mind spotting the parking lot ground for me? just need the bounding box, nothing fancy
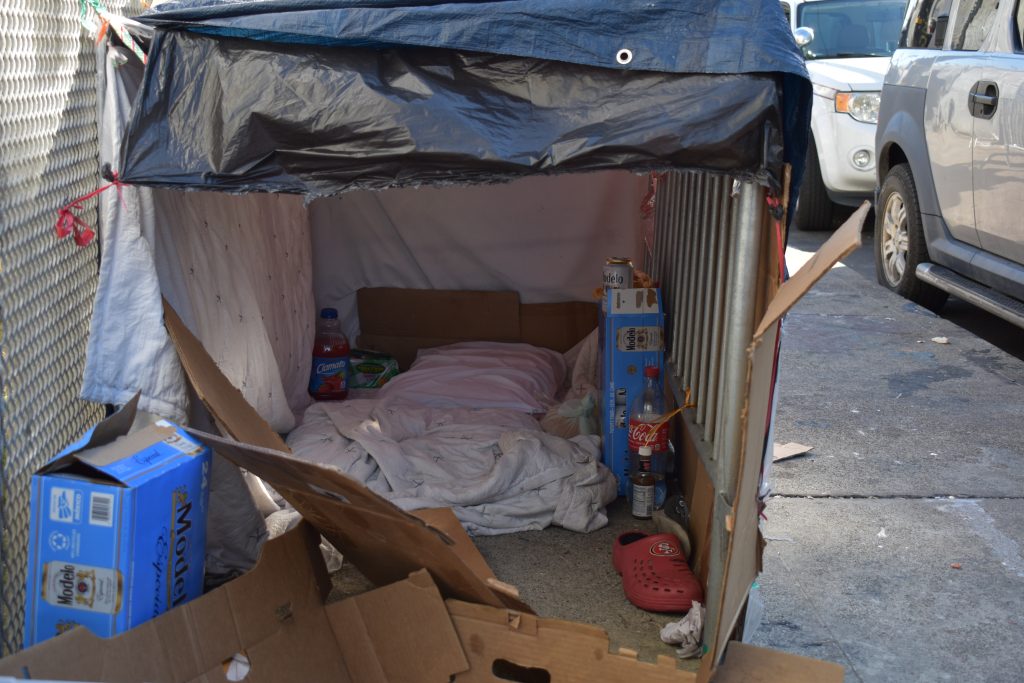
[751,227,1024,681]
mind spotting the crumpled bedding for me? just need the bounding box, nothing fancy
[285,398,617,535]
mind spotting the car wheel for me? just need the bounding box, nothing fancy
[795,138,834,232]
[874,163,948,311]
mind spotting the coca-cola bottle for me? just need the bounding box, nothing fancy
[308,308,350,400]
[628,365,668,508]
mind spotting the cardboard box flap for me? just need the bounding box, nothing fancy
[753,201,868,340]
[446,599,696,682]
[412,508,534,614]
[328,569,469,683]
[0,523,333,682]
[163,300,289,453]
[82,392,139,452]
[186,428,512,612]
[42,426,206,495]
[1,523,475,683]
[711,641,844,682]
[37,394,140,477]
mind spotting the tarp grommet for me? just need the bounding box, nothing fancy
[615,49,633,65]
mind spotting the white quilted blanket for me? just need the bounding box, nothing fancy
[285,399,617,535]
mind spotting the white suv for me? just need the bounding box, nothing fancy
[781,0,907,230]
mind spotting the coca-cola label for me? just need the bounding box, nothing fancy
[628,418,669,452]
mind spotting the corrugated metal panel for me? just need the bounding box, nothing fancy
[647,172,766,653]
[0,1,143,654]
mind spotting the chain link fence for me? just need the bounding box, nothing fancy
[0,0,143,654]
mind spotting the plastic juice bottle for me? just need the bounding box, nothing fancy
[308,308,350,400]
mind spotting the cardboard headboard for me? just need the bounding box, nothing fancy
[356,287,598,370]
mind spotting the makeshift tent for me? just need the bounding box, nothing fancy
[73,0,827,677]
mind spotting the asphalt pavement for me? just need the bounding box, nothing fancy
[750,221,1024,682]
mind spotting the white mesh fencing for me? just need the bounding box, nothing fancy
[0,0,144,654]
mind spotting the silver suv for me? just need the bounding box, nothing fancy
[874,0,1024,326]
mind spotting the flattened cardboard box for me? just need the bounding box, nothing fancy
[1,522,469,683]
[0,519,839,682]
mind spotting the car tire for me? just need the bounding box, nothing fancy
[795,138,834,232]
[874,163,948,312]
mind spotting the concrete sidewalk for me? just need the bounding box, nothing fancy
[751,231,1024,681]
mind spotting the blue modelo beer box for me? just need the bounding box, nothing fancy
[599,287,665,495]
[24,396,210,646]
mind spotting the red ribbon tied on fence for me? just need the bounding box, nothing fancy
[54,173,125,247]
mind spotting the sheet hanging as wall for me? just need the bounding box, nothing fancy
[310,172,643,341]
[84,45,316,430]
[152,190,316,430]
[83,45,188,421]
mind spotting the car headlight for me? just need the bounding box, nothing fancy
[835,92,880,124]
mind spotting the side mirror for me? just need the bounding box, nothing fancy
[793,26,815,47]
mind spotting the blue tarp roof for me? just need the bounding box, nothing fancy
[124,0,811,197]
[140,0,808,79]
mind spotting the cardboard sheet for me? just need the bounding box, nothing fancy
[703,203,869,674]
[358,288,521,342]
[772,442,813,463]
[1,523,472,683]
[753,202,868,339]
[163,300,290,452]
[713,642,844,682]
[356,287,596,368]
[520,301,598,352]
[447,600,696,682]
[187,429,512,611]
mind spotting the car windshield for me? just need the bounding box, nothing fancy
[796,0,907,59]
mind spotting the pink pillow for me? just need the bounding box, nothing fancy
[377,342,566,413]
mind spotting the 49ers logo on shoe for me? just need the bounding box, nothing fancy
[650,540,680,557]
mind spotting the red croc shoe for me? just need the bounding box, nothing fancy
[612,531,648,575]
[615,532,703,612]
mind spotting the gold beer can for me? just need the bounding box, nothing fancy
[42,561,123,614]
[603,257,634,290]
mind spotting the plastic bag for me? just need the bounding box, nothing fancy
[540,392,597,439]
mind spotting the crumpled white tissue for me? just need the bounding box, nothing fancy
[660,601,705,659]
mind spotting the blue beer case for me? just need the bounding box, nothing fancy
[24,399,210,646]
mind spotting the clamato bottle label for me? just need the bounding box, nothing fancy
[309,307,350,400]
